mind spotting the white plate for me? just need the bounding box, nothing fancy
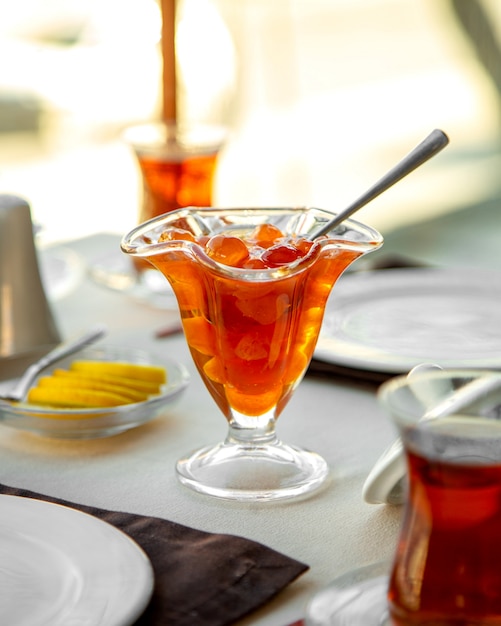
[0,495,154,625]
[315,268,501,373]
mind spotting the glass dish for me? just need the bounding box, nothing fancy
[0,346,190,439]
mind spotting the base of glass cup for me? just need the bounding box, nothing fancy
[176,438,329,502]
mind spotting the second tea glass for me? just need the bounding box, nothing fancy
[121,206,382,501]
[124,122,227,224]
[121,122,227,305]
[306,369,501,624]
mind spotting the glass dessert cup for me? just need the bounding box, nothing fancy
[121,207,382,501]
[306,369,501,624]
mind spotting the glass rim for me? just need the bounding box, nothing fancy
[122,121,228,155]
[121,206,383,279]
[378,368,501,425]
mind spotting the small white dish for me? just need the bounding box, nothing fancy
[362,438,407,506]
[0,494,154,625]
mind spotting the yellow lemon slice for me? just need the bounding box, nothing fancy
[37,376,149,403]
[70,361,167,384]
[52,369,163,394]
[27,387,135,409]
[25,359,168,411]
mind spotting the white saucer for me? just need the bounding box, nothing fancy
[362,438,408,506]
[0,495,154,625]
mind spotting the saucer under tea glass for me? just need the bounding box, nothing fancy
[121,206,382,501]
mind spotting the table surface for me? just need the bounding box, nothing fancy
[2,194,498,626]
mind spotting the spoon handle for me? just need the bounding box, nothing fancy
[5,324,107,402]
[310,129,449,239]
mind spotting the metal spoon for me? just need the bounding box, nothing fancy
[309,128,449,240]
[0,325,107,402]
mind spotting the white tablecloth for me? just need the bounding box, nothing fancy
[0,233,402,625]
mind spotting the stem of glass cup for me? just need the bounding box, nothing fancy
[225,410,279,446]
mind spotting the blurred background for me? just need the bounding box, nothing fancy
[0,0,500,246]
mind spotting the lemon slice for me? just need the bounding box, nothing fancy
[25,360,167,411]
[52,369,163,394]
[37,376,149,403]
[70,361,167,384]
[27,387,135,409]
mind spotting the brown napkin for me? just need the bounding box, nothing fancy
[0,483,308,626]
